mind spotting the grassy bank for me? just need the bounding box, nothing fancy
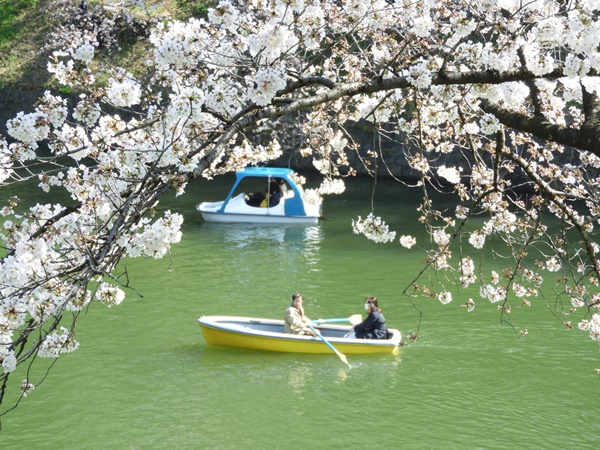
[0,0,54,90]
[0,0,214,91]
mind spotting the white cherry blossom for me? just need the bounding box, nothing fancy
[399,235,416,249]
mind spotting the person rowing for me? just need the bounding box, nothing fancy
[346,296,389,339]
[283,292,316,337]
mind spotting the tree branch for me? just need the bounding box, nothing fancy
[480,99,599,155]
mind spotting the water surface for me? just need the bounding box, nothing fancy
[2,174,599,449]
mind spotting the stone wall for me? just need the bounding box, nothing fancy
[270,121,461,181]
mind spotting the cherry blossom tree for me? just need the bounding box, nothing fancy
[2,0,600,415]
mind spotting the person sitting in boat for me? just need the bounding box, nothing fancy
[274,177,288,199]
[347,296,389,339]
[284,292,316,336]
[260,179,285,208]
[245,191,265,207]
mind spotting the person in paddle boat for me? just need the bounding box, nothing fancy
[260,178,285,208]
[245,191,265,207]
[284,292,316,337]
[346,296,389,339]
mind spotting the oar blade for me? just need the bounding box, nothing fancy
[348,314,362,325]
[336,350,350,366]
[308,323,350,368]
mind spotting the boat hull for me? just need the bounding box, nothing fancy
[198,316,401,355]
[197,193,320,224]
[199,210,320,224]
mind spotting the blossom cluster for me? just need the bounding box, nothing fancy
[318,179,346,196]
[399,235,416,249]
[119,211,183,259]
[106,71,142,107]
[352,213,396,244]
[578,314,600,342]
[301,188,321,206]
[38,327,80,358]
[248,66,287,106]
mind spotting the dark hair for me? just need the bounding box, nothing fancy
[269,180,282,193]
[292,292,302,301]
[365,296,382,312]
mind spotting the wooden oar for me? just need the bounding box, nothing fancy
[307,323,351,369]
[312,314,362,326]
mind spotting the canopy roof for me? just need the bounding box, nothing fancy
[236,167,294,179]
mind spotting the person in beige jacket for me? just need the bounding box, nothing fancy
[284,292,315,336]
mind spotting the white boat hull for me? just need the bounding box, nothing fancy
[199,212,320,224]
[197,193,320,224]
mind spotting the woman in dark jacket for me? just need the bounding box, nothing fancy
[352,296,389,339]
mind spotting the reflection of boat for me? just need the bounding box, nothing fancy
[198,316,401,355]
[196,167,322,224]
[200,222,322,249]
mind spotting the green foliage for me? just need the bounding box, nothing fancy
[0,0,38,47]
[175,0,215,19]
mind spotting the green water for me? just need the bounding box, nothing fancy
[2,175,599,449]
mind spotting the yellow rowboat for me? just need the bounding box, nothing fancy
[198,316,401,355]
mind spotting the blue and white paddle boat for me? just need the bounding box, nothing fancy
[196,167,322,224]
